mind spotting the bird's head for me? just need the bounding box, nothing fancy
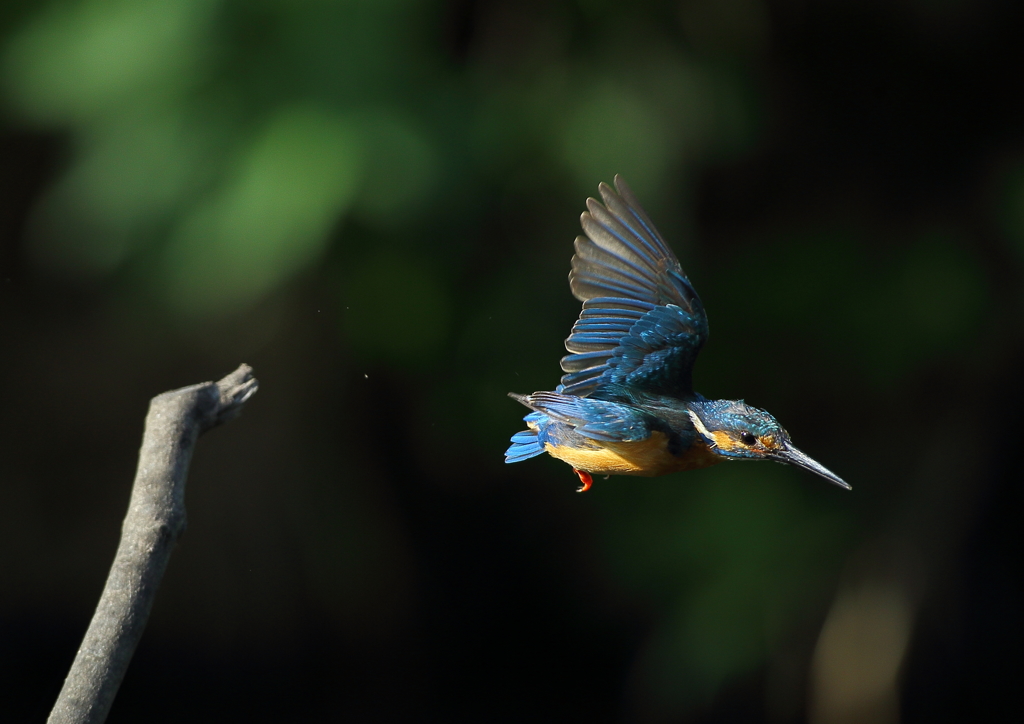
[687,400,849,489]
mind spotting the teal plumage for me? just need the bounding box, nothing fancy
[506,176,848,493]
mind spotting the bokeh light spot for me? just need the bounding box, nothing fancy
[2,0,213,123]
[160,105,361,317]
[560,82,673,195]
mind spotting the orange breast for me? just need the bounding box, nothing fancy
[544,431,722,478]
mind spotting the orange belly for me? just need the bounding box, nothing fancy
[543,431,722,478]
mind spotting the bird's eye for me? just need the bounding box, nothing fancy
[740,432,757,446]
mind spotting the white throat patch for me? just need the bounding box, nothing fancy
[687,410,717,447]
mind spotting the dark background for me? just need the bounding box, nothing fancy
[1,1,1022,722]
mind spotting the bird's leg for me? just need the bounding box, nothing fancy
[573,469,593,493]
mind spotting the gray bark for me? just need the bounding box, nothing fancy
[47,364,259,724]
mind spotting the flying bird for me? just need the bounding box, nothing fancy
[505,176,849,493]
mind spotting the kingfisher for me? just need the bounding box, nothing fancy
[505,175,849,493]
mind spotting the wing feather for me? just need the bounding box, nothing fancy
[560,176,708,398]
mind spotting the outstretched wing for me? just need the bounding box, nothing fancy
[559,175,708,399]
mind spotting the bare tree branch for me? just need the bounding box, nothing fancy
[47,364,259,724]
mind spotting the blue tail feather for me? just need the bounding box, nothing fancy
[505,432,545,463]
[505,410,548,464]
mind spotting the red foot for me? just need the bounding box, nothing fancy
[573,469,593,493]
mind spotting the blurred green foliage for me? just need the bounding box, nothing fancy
[596,464,851,708]
[2,0,1020,720]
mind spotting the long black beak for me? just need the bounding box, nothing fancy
[774,445,851,490]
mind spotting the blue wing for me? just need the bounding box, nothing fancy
[507,391,652,446]
[559,175,708,399]
[504,391,654,465]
